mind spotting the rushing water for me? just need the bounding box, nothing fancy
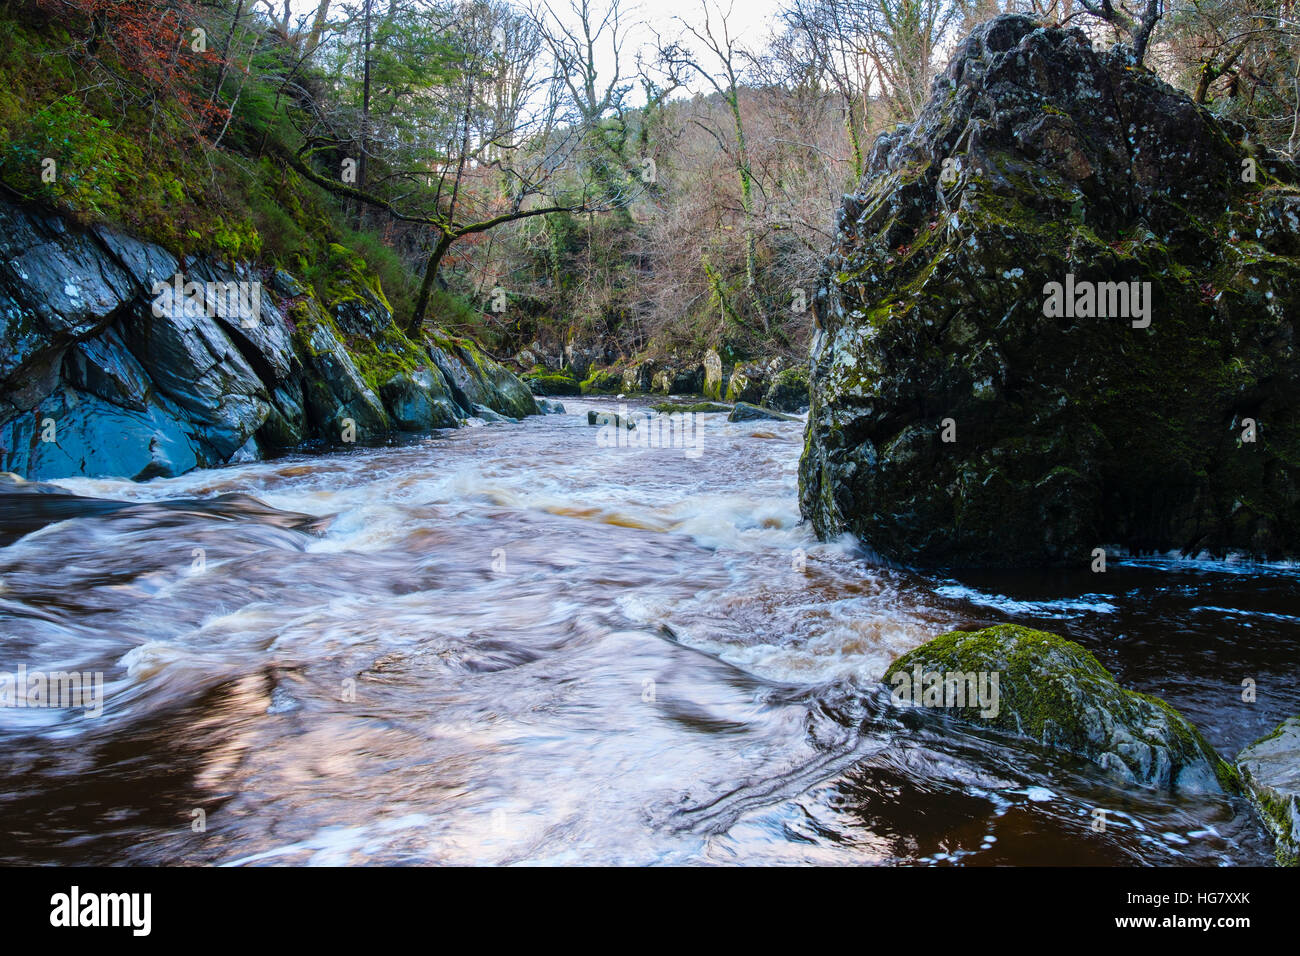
[0,396,1295,865]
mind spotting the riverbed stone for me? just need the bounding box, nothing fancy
[1237,716,1300,865]
[883,624,1240,794]
[729,402,800,423]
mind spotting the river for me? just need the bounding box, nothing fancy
[0,397,1295,865]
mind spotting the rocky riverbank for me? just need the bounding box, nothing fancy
[0,199,536,481]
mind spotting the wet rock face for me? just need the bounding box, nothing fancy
[800,15,1300,568]
[0,199,536,481]
[1237,716,1300,865]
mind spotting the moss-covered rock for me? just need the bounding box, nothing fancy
[621,362,656,394]
[579,368,623,394]
[723,362,764,404]
[883,624,1240,793]
[800,15,1300,568]
[762,365,810,412]
[522,368,581,396]
[0,192,520,477]
[703,349,725,400]
[1237,716,1300,865]
[428,332,538,420]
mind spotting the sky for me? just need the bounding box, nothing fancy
[287,0,792,98]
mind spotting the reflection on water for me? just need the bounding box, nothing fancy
[0,397,1294,865]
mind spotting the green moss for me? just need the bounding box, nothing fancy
[579,368,622,394]
[885,624,1238,793]
[523,369,580,395]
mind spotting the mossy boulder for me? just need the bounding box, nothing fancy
[1237,716,1300,865]
[379,369,461,430]
[884,624,1239,793]
[621,362,656,393]
[522,368,580,396]
[650,365,704,395]
[800,15,1300,568]
[762,365,810,412]
[703,349,725,400]
[579,368,622,394]
[724,361,766,404]
[292,302,390,440]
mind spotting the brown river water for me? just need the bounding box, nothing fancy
[0,396,1295,865]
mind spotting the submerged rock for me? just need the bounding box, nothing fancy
[1237,716,1300,865]
[587,409,636,429]
[728,402,800,423]
[800,15,1300,568]
[651,401,731,414]
[883,624,1239,793]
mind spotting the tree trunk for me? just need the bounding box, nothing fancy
[305,0,331,56]
[356,0,372,230]
[406,232,454,339]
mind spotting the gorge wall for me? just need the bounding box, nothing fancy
[0,199,537,481]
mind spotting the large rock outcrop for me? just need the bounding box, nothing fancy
[0,200,536,481]
[800,15,1300,567]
